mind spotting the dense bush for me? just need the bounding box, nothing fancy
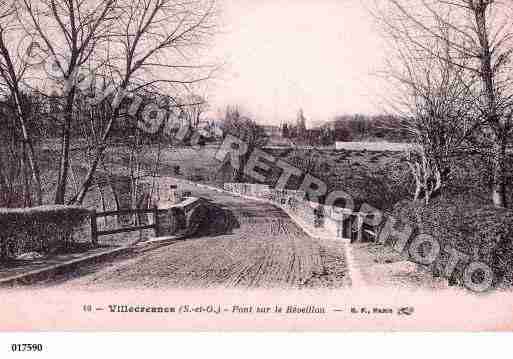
[0,205,92,260]
[448,153,513,206]
[391,196,513,287]
[348,162,414,211]
[328,114,412,142]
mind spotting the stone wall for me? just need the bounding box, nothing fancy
[0,206,91,260]
[143,177,206,237]
[223,183,350,239]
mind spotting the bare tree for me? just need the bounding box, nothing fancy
[70,0,218,204]
[385,29,484,203]
[20,0,118,204]
[218,105,267,182]
[0,2,43,205]
[180,93,208,129]
[375,0,513,207]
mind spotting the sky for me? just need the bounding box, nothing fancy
[207,0,387,126]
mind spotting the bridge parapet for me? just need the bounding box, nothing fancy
[223,183,381,242]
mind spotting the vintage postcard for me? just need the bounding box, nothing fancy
[0,0,513,335]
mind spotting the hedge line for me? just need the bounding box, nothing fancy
[0,205,92,259]
[391,196,513,287]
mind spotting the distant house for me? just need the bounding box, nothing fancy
[197,119,224,139]
[262,125,282,137]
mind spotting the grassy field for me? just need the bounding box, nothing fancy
[123,143,411,209]
[36,138,512,214]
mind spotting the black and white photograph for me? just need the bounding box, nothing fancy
[0,0,512,339]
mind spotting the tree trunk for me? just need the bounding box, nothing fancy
[54,96,75,204]
[21,142,31,207]
[474,5,506,208]
[492,136,507,208]
[0,32,43,206]
[13,87,43,206]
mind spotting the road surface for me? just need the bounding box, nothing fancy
[59,185,351,290]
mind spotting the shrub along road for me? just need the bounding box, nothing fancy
[57,187,351,290]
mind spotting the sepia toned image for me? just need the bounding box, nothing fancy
[1,0,513,332]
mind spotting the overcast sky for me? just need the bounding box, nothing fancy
[207,0,386,126]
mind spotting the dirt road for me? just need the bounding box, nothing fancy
[60,187,351,290]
